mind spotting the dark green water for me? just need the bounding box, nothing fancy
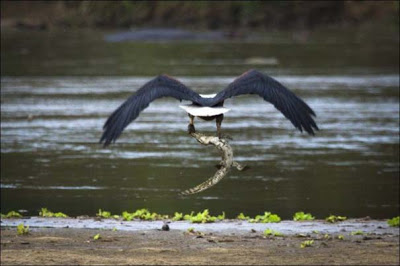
[1,28,399,219]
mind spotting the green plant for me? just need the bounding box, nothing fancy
[263,228,283,237]
[300,240,314,248]
[387,216,399,227]
[39,208,68,218]
[293,211,315,221]
[121,208,165,221]
[172,212,184,221]
[93,233,101,240]
[1,211,23,218]
[187,227,195,233]
[325,215,347,223]
[17,223,29,235]
[337,235,344,240]
[183,209,224,223]
[249,212,281,223]
[350,230,364,235]
[97,209,111,218]
[237,212,250,220]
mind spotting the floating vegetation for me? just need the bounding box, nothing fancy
[183,209,225,223]
[187,227,195,233]
[312,230,319,234]
[93,233,101,240]
[325,215,347,223]
[236,212,250,220]
[263,228,283,237]
[172,212,184,221]
[300,240,314,248]
[17,223,29,235]
[249,212,281,223]
[1,211,23,218]
[293,211,315,221]
[39,208,68,218]
[337,235,345,240]
[387,216,399,227]
[97,209,120,219]
[351,230,364,235]
[122,208,167,221]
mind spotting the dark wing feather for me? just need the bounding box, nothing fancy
[210,69,319,135]
[100,75,203,146]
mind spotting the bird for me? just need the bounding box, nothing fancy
[100,69,318,146]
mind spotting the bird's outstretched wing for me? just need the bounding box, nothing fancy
[100,75,203,146]
[210,69,318,135]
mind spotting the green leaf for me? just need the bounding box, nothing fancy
[93,233,101,240]
[293,211,315,221]
[387,216,399,227]
[237,212,250,220]
[17,223,29,235]
[39,208,68,218]
[325,215,347,223]
[2,211,23,218]
[249,212,281,223]
[263,228,283,237]
[300,240,314,248]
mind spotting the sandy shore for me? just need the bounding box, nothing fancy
[1,218,399,265]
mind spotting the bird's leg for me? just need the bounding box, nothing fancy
[188,114,196,134]
[216,114,223,138]
[216,114,232,140]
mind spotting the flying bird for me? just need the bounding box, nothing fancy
[100,69,318,146]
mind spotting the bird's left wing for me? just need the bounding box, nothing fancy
[100,75,203,147]
[210,69,318,135]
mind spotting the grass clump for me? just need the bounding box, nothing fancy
[325,215,347,223]
[17,223,29,235]
[1,211,23,218]
[293,211,315,221]
[263,228,283,237]
[300,240,314,248]
[183,209,224,223]
[387,216,399,227]
[39,208,68,218]
[249,212,281,223]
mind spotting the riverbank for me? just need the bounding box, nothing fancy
[1,217,399,265]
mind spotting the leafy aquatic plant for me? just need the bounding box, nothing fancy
[350,230,364,235]
[39,208,68,218]
[337,235,344,240]
[387,216,399,227]
[93,233,101,240]
[183,209,224,223]
[236,212,250,220]
[172,212,184,221]
[249,212,281,223]
[17,223,29,235]
[300,240,314,248]
[121,208,167,221]
[325,215,347,223]
[97,209,120,219]
[263,228,283,237]
[293,211,315,221]
[1,211,23,218]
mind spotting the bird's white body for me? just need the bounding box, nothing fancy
[179,93,230,117]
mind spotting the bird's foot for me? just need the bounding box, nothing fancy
[188,124,196,134]
[218,133,233,140]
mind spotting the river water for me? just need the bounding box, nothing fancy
[1,29,399,219]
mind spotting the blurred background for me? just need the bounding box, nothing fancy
[1,1,399,219]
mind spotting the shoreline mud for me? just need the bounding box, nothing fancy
[1,217,399,265]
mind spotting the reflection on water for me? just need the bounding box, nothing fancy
[1,74,398,219]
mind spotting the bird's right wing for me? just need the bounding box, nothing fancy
[210,70,318,135]
[100,75,203,147]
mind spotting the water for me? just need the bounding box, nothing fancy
[1,29,399,219]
